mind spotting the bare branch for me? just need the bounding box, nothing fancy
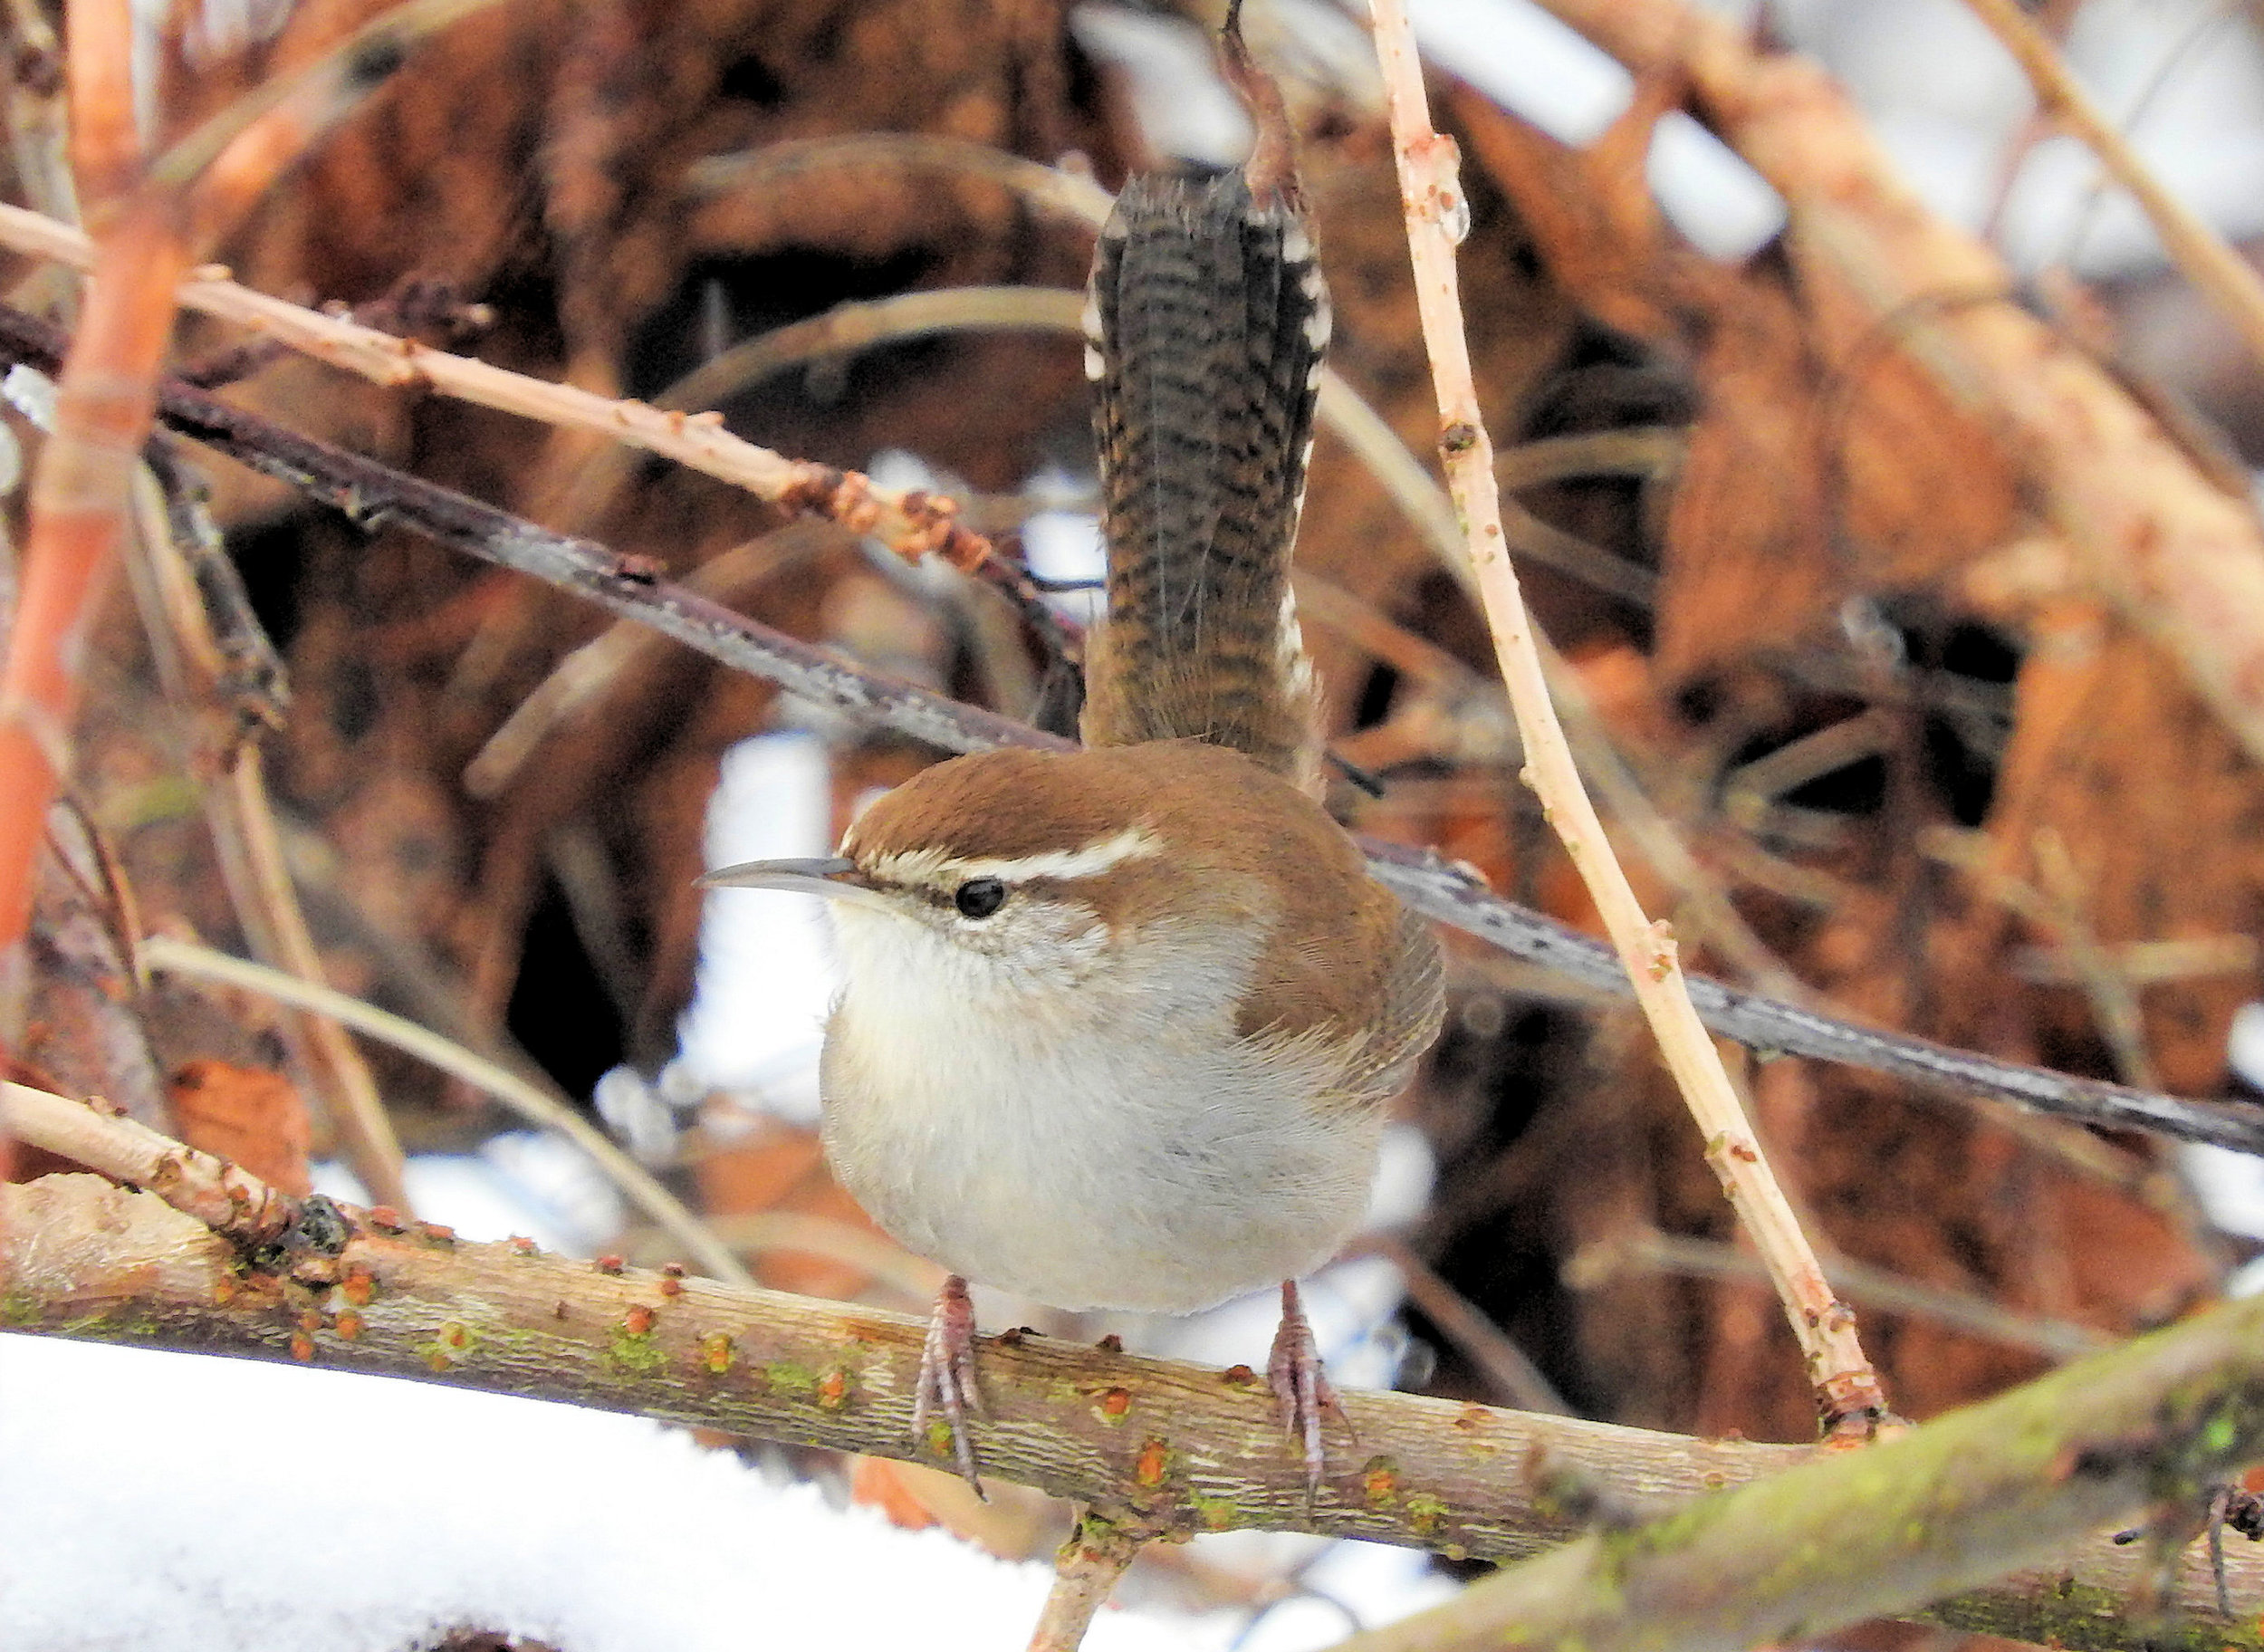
[2,1081,295,1243]
[1332,1284,2264,1652]
[139,935,754,1288]
[1565,1227,2113,1364]
[122,449,410,1212]
[1031,1511,1153,1652]
[0,199,987,573]
[1364,0,1886,1426]
[3,1116,2261,1650]
[1959,0,2264,373]
[0,298,2247,1161]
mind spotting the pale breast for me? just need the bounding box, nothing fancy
[820,1014,1382,1313]
[816,903,1386,1314]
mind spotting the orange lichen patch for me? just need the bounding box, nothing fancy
[696,1331,735,1375]
[816,1368,849,1411]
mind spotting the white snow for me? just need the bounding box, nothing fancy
[672,732,839,1127]
[0,1335,1451,1652]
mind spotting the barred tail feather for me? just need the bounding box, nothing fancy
[1080,166,1329,791]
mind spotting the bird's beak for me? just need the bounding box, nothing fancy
[696,856,897,915]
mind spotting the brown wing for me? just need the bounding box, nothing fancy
[1227,843,1445,1115]
[1332,901,1446,1108]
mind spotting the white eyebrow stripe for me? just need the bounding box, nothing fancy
[868,824,1163,887]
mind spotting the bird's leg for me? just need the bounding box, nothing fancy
[913,1273,987,1494]
[1268,1278,1346,1495]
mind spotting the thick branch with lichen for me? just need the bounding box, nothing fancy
[1,1165,1789,1555]
[1,1084,2261,1648]
[1336,1288,2264,1652]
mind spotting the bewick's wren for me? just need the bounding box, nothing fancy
[705,33,1444,1492]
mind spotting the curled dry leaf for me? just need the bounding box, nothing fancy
[168,1058,312,1196]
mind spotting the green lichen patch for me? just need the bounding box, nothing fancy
[56,1308,147,1340]
[1928,1575,2264,1652]
[764,1359,819,1397]
[607,1325,667,1378]
[1405,1493,1450,1542]
[1188,1492,1240,1532]
[923,1416,958,1461]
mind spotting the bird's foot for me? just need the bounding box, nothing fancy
[1268,1278,1348,1497]
[914,1273,987,1496]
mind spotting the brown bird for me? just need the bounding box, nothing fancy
[704,26,1444,1491]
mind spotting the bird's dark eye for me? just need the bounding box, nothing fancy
[954,877,1007,919]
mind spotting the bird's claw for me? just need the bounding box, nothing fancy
[913,1273,987,1497]
[1268,1278,1347,1498]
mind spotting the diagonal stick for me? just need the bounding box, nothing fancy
[1363,0,1891,1432]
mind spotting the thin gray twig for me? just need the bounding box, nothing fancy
[0,302,2249,1158]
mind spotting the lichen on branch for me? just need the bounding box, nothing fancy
[2,1088,2262,1652]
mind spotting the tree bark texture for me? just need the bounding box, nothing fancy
[6,1169,2264,1652]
